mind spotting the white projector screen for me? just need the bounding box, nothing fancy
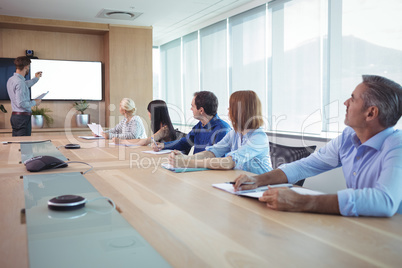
[30,59,102,100]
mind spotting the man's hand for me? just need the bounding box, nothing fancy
[151,142,164,152]
[233,174,259,191]
[34,99,41,106]
[35,71,42,78]
[258,187,305,212]
[169,150,188,167]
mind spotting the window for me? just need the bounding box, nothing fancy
[160,38,182,124]
[157,0,402,134]
[229,5,268,123]
[200,20,228,117]
[152,47,161,99]
[330,0,402,131]
[183,32,199,125]
[269,0,327,134]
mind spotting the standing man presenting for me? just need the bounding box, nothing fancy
[7,56,42,136]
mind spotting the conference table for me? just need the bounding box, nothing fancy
[1,134,401,267]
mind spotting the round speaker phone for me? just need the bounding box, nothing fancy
[48,195,87,211]
[65,144,81,149]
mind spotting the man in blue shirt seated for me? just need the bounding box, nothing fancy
[152,91,231,154]
[234,75,402,217]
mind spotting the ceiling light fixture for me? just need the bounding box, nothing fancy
[96,9,142,21]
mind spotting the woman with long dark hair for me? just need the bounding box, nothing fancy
[113,100,181,145]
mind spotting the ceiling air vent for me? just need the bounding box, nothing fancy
[96,9,142,21]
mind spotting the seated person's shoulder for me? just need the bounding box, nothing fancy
[383,128,402,148]
[215,118,231,129]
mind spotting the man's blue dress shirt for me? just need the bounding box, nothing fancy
[163,115,231,154]
[280,127,402,217]
[7,73,38,112]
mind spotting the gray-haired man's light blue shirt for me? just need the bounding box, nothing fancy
[7,73,38,112]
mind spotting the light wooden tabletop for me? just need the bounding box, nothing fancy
[1,134,401,267]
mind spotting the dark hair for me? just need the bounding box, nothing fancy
[361,75,402,128]
[193,91,218,116]
[147,100,176,141]
[14,56,31,70]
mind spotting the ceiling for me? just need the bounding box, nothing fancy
[0,0,267,45]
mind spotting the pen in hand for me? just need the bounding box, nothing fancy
[151,136,158,146]
[226,181,255,185]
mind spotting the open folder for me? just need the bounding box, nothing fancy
[161,163,208,173]
[34,91,49,100]
[212,183,324,199]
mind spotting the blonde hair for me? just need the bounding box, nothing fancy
[120,98,136,114]
[229,90,263,132]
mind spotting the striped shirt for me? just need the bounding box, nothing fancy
[105,115,147,139]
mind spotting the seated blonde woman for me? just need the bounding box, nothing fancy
[99,98,147,140]
[113,100,183,145]
[169,90,272,174]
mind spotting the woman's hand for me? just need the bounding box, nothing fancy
[101,132,109,139]
[151,141,164,151]
[154,125,169,141]
[113,137,128,144]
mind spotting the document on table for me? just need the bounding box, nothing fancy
[161,163,208,173]
[212,183,324,199]
[142,149,173,155]
[109,142,140,147]
[87,123,104,137]
[34,91,49,100]
[78,136,105,140]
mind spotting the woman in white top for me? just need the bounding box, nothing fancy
[100,98,147,140]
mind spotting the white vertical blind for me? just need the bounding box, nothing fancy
[200,20,228,118]
[269,0,327,134]
[229,5,268,122]
[330,0,402,131]
[156,0,402,134]
[183,32,199,125]
[160,38,182,124]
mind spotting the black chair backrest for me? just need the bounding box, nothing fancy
[269,142,317,186]
[174,129,187,140]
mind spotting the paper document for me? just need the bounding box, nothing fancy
[212,183,324,199]
[142,149,173,155]
[34,91,49,100]
[161,163,208,173]
[109,142,140,147]
[87,123,104,136]
[78,136,105,140]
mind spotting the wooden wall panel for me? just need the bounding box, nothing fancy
[0,28,105,129]
[108,26,153,134]
[0,16,153,135]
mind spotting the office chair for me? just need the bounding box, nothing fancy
[269,142,317,186]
